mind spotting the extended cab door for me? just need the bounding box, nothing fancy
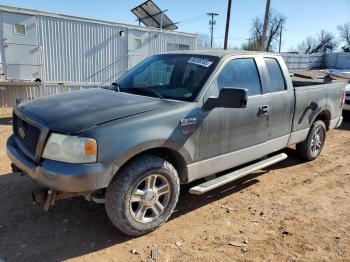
[256,56,294,147]
[190,56,270,180]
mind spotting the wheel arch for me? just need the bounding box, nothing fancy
[314,110,331,130]
[113,146,190,184]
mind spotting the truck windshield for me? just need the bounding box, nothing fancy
[113,54,219,101]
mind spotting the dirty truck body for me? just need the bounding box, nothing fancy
[7,50,345,236]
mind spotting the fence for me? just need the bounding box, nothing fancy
[281,53,325,70]
[325,53,350,69]
[281,52,350,70]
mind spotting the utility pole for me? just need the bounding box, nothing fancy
[207,12,219,47]
[278,24,283,53]
[224,0,232,50]
[260,0,271,51]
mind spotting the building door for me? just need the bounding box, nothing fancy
[128,29,150,68]
[1,12,41,81]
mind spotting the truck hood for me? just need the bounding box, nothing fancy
[17,88,175,134]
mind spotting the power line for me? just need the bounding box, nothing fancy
[207,12,219,47]
[177,14,207,24]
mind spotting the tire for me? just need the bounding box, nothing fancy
[296,120,326,161]
[105,155,180,236]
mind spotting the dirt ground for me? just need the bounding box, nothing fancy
[0,107,350,262]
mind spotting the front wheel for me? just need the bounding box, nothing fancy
[296,120,326,161]
[105,155,180,236]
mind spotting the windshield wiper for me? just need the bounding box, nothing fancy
[121,87,164,99]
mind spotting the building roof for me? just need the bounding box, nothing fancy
[0,4,196,37]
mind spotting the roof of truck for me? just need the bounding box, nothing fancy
[164,49,281,57]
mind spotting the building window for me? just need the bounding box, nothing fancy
[14,24,26,35]
[134,39,142,49]
[179,44,190,51]
[167,43,190,51]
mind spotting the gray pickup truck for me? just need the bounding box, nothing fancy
[7,51,345,236]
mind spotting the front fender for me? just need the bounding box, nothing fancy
[81,102,200,182]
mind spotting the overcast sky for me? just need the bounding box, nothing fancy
[2,0,350,51]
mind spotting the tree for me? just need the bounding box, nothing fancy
[242,9,286,52]
[197,33,212,49]
[298,30,338,54]
[337,23,350,52]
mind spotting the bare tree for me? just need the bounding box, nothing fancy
[337,23,350,52]
[298,30,338,54]
[338,23,350,45]
[197,33,212,49]
[242,9,286,51]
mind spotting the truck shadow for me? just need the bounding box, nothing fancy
[339,111,350,131]
[0,117,12,126]
[0,150,304,262]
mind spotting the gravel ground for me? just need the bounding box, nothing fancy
[0,107,350,262]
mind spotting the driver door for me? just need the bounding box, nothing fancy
[195,57,269,178]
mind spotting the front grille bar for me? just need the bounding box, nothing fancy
[13,108,50,163]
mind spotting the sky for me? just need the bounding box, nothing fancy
[1,0,350,51]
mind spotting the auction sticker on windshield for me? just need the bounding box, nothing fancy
[187,57,213,67]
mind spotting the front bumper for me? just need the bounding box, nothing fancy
[7,135,119,192]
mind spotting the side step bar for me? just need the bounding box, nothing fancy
[189,153,288,195]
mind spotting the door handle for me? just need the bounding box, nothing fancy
[180,117,198,135]
[180,117,198,126]
[258,105,269,116]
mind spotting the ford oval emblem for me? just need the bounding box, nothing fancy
[19,127,26,139]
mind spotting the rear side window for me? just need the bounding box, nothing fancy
[217,58,262,96]
[264,58,286,92]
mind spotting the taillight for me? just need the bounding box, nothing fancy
[340,92,346,109]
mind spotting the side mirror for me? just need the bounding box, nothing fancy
[204,87,248,110]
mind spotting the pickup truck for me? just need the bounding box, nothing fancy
[7,50,346,236]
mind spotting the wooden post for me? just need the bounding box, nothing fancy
[224,0,232,50]
[261,0,271,51]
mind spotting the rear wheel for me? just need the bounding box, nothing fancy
[105,155,180,236]
[296,120,326,161]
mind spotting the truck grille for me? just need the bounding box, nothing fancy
[13,113,41,157]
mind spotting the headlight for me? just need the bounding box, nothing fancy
[42,133,97,163]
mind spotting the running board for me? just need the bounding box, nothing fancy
[189,153,288,195]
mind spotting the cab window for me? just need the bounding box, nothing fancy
[264,58,286,93]
[216,58,262,96]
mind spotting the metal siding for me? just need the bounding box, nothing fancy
[281,53,324,70]
[34,15,196,84]
[325,53,350,69]
[37,16,128,84]
[149,31,196,55]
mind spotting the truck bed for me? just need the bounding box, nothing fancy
[292,81,345,133]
